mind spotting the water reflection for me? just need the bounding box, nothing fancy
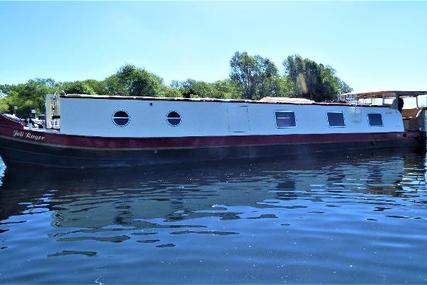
[0,152,427,284]
[1,153,423,225]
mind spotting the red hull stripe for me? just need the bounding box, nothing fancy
[0,125,418,151]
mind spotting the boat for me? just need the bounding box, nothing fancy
[0,91,425,168]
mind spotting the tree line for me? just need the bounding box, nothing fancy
[0,52,352,117]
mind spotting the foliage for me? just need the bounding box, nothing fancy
[60,81,96,95]
[211,80,240,99]
[158,85,182,98]
[0,53,351,117]
[99,65,164,97]
[230,52,283,100]
[283,55,352,102]
[0,79,56,117]
[171,79,239,99]
[113,64,163,97]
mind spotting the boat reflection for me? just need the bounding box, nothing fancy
[0,151,425,230]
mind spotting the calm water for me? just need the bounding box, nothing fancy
[1,152,427,284]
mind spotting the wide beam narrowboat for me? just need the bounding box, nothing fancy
[0,91,425,168]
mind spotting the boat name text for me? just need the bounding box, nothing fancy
[13,130,45,142]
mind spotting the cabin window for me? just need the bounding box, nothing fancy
[167,111,181,126]
[113,111,129,126]
[368,113,383,126]
[275,112,296,128]
[327,112,345,127]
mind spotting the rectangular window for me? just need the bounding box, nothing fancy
[368,113,383,126]
[327,112,345,127]
[275,111,296,128]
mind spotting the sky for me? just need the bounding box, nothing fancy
[0,1,426,92]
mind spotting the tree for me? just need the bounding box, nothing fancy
[101,64,163,97]
[337,78,352,94]
[170,79,240,99]
[172,79,214,98]
[82,79,108,95]
[113,64,163,97]
[211,79,240,99]
[0,79,56,117]
[0,56,352,117]
[59,81,95,95]
[103,74,124,95]
[159,85,182,98]
[230,51,282,100]
[283,55,352,101]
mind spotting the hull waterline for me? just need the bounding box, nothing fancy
[0,131,424,169]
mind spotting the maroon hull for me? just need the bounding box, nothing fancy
[0,114,424,168]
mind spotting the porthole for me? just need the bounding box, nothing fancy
[167,111,181,126]
[113,111,129,126]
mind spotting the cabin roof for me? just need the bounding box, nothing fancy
[62,94,254,103]
[60,94,340,106]
[340,90,427,99]
[60,93,407,108]
[258,97,315,104]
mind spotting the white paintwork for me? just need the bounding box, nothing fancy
[227,105,249,133]
[59,97,404,138]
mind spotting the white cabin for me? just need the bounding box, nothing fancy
[53,95,404,138]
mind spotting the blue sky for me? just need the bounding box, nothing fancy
[0,1,426,92]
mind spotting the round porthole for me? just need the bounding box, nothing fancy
[113,111,129,126]
[167,111,181,126]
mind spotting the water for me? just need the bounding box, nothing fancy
[1,152,427,284]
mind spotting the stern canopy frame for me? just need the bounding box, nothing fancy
[339,90,427,108]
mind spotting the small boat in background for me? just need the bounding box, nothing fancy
[0,91,425,168]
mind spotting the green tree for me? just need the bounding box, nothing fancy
[211,79,240,99]
[171,79,240,99]
[172,79,215,98]
[82,79,108,95]
[337,78,352,94]
[230,51,282,100]
[59,81,95,94]
[0,79,55,117]
[283,55,352,101]
[0,56,352,117]
[103,74,123,95]
[112,64,163,97]
[159,85,183,98]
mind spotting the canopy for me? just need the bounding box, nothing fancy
[340,90,427,100]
